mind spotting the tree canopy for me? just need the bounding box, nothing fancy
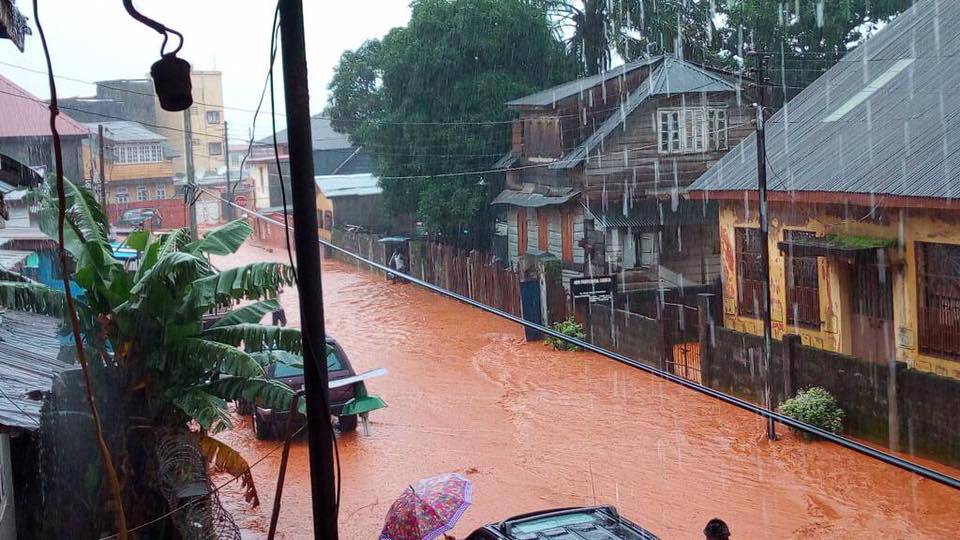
[326,0,577,238]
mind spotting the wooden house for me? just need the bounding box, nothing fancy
[493,55,756,291]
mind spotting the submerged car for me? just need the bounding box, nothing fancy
[466,506,659,540]
[115,207,163,229]
[251,338,360,439]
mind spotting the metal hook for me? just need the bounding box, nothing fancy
[123,0,184,56]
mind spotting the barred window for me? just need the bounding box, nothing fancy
[918,242,960,359]
[735,227,764,318]
[785,231,821,329]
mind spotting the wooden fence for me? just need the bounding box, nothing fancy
[414,242,522,317]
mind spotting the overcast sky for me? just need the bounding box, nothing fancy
[0,0,411,141]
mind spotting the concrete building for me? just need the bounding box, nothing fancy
[153,70,226,175]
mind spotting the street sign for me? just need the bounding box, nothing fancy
[571,275,615,303]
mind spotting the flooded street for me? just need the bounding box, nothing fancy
[216,244,960,539]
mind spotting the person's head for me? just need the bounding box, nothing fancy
[704,518,730,540]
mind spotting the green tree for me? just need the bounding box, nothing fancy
[326,0,577,240]
[0,180,304,533]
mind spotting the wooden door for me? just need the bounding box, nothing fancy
[851,259,896,363]
[561,208,573,263]
[517,208,527,256]
[537,209,549,252]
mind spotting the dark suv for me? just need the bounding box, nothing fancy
[115,208,163,229]
[466,506,659,540]
[251,338,360,439]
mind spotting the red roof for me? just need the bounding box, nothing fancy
[0,73,88,138]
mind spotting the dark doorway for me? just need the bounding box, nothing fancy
[851,256,896,363]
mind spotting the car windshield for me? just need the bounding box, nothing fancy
[272,362,303,378]
[327,347,344,371]
[511,513,596,534]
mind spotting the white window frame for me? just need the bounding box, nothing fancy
[136,185,149,202]
[206,110,222,124]
[115,187,128,204]
[113,142,163,164]
[155,183,167,200]
[208,142,223,156]
[658,107,728,154]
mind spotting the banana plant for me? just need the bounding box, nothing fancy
[0,179,303,507]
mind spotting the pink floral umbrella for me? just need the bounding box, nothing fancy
[380,473,473,540]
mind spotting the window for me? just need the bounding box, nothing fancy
[113,143,163,164]
[708,109,728,150]
[918,242,960,359]
[115,187,128,204]
[155,183,167,199]
[735,227,764,318]
[323,210,333,230]
[137,185,149,201]
[208,142,223,156]
[659,107,728,154]
[785,231,821,328]
[206,110,221,124]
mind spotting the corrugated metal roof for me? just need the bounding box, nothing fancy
[491,187,579,207]
[507,56,663,107]
[83,120,165,143]
[314,173,381,198]
[589,199,716,229]
[257,116,355,151]
[0,311,67,431]
[0,249,31,270]
[689,0,960,200]
[492,151,519,170]
[551,57,739,169]
[0,73,88,138]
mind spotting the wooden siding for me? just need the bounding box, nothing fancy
[583,92,754,198]
[107,161,174,181]
[507,205,585,266]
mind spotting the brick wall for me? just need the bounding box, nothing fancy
[106,198,190,230]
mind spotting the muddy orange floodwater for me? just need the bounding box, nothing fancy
[215,244,960,539]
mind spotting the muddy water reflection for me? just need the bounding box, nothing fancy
[216,244,960,539]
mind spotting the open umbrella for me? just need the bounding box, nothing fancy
[380,473,473,540]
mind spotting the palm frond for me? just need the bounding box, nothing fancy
[200,376,297,412]
[186,219,253,256]
[196,435,260,507]
[123,230,151,252]
[189,262,294,313]
[130,251,212,297]
[209,299,280,328]
[173,338,265,378]
[170,388,232,432]
[40,178,110,243]
[202,323,303,354]
[249,349,303,370]
[0,281,67,317]
[135,229,191,282]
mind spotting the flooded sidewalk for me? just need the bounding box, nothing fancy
[216,243,960,539]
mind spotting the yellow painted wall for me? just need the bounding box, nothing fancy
[251,162,271,210]
[81,144,175,194]
[154,71,226,176]
[719,200,960,380]
[316,191,334,242]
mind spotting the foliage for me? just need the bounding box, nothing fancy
[326,0,577,236]
[778,386,845,438]
[545,316,586,351]
[0,180,299,508]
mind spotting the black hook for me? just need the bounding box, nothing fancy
[123,0,192,111]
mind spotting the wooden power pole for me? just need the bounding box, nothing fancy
[98,124,107,206]
[753,52,777,441]
[183,109,199,241]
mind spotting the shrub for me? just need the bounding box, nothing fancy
[778,386,845,438]
[545,317,586,351]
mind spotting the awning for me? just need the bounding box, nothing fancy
[589,199,717,230]
[777,233,897,258]
[491,187,580,208]
[0,248,31,270]
[593,212,660,230]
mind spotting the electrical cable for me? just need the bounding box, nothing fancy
[206,188,960,493]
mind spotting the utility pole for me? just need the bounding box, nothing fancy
[98,124,107,206]
[753,52,777,441]
[223,120,232,221]
[278,1,338,538]
[183,109,199,241]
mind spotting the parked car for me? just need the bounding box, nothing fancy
[115,207,163,229]
[250,337,360,439]
[465,506,659,540]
